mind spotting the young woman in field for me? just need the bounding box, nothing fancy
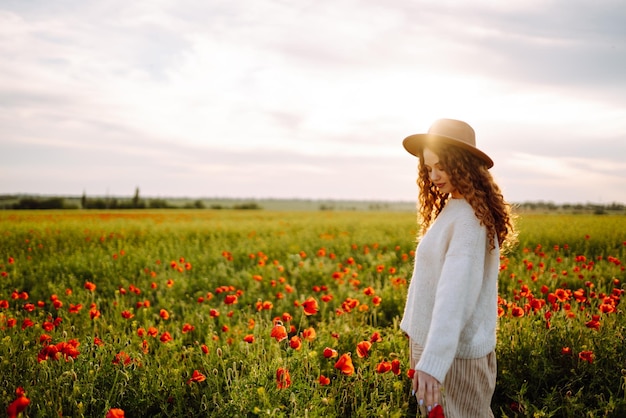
[400,118,515,417]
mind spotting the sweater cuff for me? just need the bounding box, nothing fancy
[416,353,450,384]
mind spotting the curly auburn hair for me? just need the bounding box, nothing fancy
[415,143,516,252]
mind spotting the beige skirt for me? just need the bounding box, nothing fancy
[411,340,496,418]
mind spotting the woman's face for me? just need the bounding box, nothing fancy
[423,147,462,198]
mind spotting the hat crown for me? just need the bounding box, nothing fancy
[428,119,475,147]
[402,118,494,168]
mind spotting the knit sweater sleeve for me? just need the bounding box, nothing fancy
[415,212,487,383]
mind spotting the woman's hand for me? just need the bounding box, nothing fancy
[412,370,441,413]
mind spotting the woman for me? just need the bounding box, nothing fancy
[399,119,515,417]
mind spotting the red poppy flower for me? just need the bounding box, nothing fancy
[182,323,195,333]
[7,387,30,418]
[128,284,141,295]
[276,367,292,389]
[270,321,288,342]
[289,336,302,350]
[573,289,587,303]
[84,281,96,292]
[118,351,135,366]
[428,404,445,418]
[579,350,594,364]
[302,297,319,316]
[585,315,601,331]
[221,251,233,261]
[224,294,238,305]
[529,298,544,312]
[370,332,382,343]
[599,303,615,314]
[186,370,206,384]
[59,339,80,360]
[69,303,82,314]
[159,332,173,343]
[323,347,338,359]
[334,353,355,375]
[38,345,57,362]
[258,300,273,311]
[407,369,416,379]
[105,408,125,418]
[376,361,392,374]
[159,309,170,320]
[319,375,330,386]
[511,306,524,318]
[554,288,570,302]
[89,306,101,320]
[341,298,359,312]
[243,334,255,344]
[121,310,134,319]
[356,341,372,358]
[302,327,316,342]
[391,359,401,376]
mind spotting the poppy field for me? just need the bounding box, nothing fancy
[1,210,625,417]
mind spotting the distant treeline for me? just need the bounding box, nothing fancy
[0,190,262,211]
[1,196,203,210]
[515,201,625,215]
[1,194,625,213]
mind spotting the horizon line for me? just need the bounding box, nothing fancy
[1,193,625,207]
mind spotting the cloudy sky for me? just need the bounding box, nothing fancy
[1,0,625,204]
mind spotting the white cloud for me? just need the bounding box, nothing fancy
[1,0,625,203]
[499,153,626,203]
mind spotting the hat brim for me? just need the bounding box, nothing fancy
[403,133,494,168]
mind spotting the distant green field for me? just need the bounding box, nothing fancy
[1,210,625,417]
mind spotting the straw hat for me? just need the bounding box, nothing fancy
[402,118,494,168]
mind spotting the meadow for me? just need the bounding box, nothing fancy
[1,210,625,417]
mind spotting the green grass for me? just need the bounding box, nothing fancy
[1,210,625,417]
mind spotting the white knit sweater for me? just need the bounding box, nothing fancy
[400,198,499,383]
